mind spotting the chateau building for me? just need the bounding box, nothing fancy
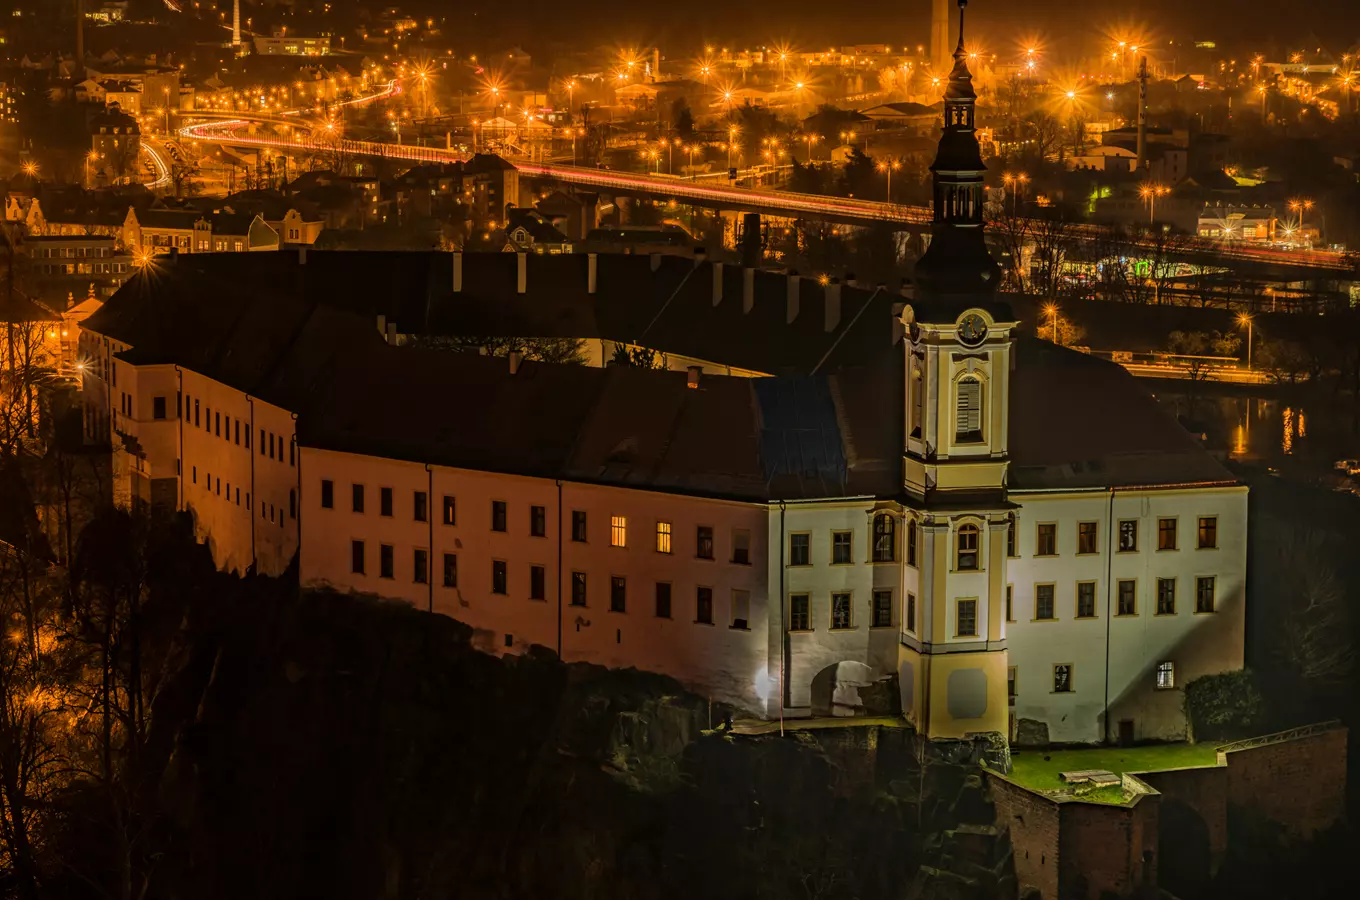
[76,5,1245,749]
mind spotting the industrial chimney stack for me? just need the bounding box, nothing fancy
[1136,56,1149,171]
[233,0,242,47]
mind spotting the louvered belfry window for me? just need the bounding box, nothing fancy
[956,378,984,443]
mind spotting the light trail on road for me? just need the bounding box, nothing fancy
[177,89,1354,275]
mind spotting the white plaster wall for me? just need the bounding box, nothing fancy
[298,449,770,712]
[771,501,911,713]
[1005,487,1248,744]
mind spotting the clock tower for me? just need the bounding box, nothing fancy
[899,0,1014,756]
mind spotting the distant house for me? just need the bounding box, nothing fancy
[1197,204,1276,242]
[858,101,938,133]
[502,209,571,254]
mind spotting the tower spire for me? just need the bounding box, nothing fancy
[913,0,1000,302]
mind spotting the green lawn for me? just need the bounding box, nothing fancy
[1008,743,1223,795]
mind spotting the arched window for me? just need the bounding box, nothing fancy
[956,377,984,443]
[957,524,980,571]
[872,514,896,562]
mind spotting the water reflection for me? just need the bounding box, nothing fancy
[1155,392,1319,467]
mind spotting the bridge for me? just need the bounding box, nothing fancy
[177,89,1356,279]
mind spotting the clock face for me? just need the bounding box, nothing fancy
[957,313,988,346]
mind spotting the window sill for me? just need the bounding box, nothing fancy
[569,602,588,609]
[1033,553,1058,558]
[829,561,854,567]
[530,533,547,539]
[609,607,626,614]
[1154,685,1177,691]
[954,633,980,639]
[828,626,858,632]
[442,583,457,590]
[1031,617,1059,623]
[1074,614,1098,620]
[694,620,715,627]
[730,560,752,566]
[695,556,715,562]
[1075,551,1099,557]
[1196,546,1219,551]
[786,563,813,568]
[1155,547,1179,553]
[1051,690,1074,695]
[1116,548,1138,554]
[491,591,508,597]
[1114,612,1138,618]
[729,625,751,632]
[1153,611,1177,617]
[1193,609,1217,615]
[869,559,898,565]
[787,628,814,634]
[529,597,548,603]
[869,624,896,630]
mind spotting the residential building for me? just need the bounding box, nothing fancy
[502,209,571,254]
[1197,204,1277,242]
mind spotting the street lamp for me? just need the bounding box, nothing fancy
[1043,303,1060,343]
[727,124,740,168]
[876,157,901,201]
[1237,313,1254,370]
[1288,198,1314,246]
[1139,183,1170,224]
[1002,172,1029,215]
[803,132,819,162]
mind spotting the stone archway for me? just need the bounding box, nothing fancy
[810,661,876,717]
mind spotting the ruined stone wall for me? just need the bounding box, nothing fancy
[1224,726,1348,838]
[989,774,1060,899]
[1059,791,1159,900]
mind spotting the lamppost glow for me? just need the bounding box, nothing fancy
[1139,183,1170,224]
[876,157,901,201]
[1237,313,1254,370]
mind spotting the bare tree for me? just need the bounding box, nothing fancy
[1030,214,1074,300]
[0,319,59,459]
[1024,111,1062,162]
[1265,524,1354,685]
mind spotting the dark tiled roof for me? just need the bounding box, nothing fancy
[82,252,1233,498]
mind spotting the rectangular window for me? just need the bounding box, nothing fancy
[491,500,507,533]
[235,420,240,445]
[655,521,672,553]
[289,442,295,466]
[571,571,587,606]
[1076,581,1097,618]
[610,576,627,612]
[1118,519,1138,552]
[831,592,852,629]
[872,590,893,628]
[1008,667,1017,705]
[611,516,627,548]
[1053,664,1073,693]
[244,426,249,449]
[955,378,983,442]
[351,540,365,574]
[214,411,220,437]
[1007,517,1017,557]
[732,529,751,565]
[1117,580,1137,615]
[1197,516,1218,549]
[1035,583,1056,620]
[906,592,917,633]
[1036,524,1057,556]
[380,487,393,517]
[831,530,852,564]
[956,598,978,637]
[152,396,166,419]
[789,594,811,631]
[352,483,364,513]
[193,399,199,427]
[442,495,456,525]
[731,590,750,629]
[259,428,265,454]
[1195,576,1216,613]
[442,553,457,587]
[289,489,296,519]
[696,586,714,624]
[530,565,546,600]
[696,526,714,560]
[571,510,587,542]
[907,520,918,566]
[413,549,428,584]
[655,582,672,619]
[531,505,546,537]
[872,515,895,562]
[268,432,274,458]
[1156,578,1176,614]
[414,491,428,523]
[492,560,508,595]
[1077,522,1098,554]
[1006,584,1014,622]
[379,544,394,579]
[320,479,333,509]
[789,533,811,566]
[1158,518,1178,551]
[1156,661,1175,690]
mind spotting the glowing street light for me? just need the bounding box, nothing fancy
[21,161,38,178]
[1139,183,1171,224]
[876,157,901,201]
[1237,313,1254,370]
[1002,171,1029,215]
[1043,303,1060,343]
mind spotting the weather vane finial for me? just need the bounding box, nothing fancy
[955,0,969,56]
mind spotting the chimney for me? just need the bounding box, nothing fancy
[376,314,387,338]
[452,251,463,292]
[786,271,800,324]
[742,267,755,314]
[687,365,701,389]
[824,278,842,333]
[712,261,724,306]
[516,251,527,294]
[386,322,397,345]
[298,246,307,265]
[508,350,524,374]
[649,252,662,272]
[587,252,598,294]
